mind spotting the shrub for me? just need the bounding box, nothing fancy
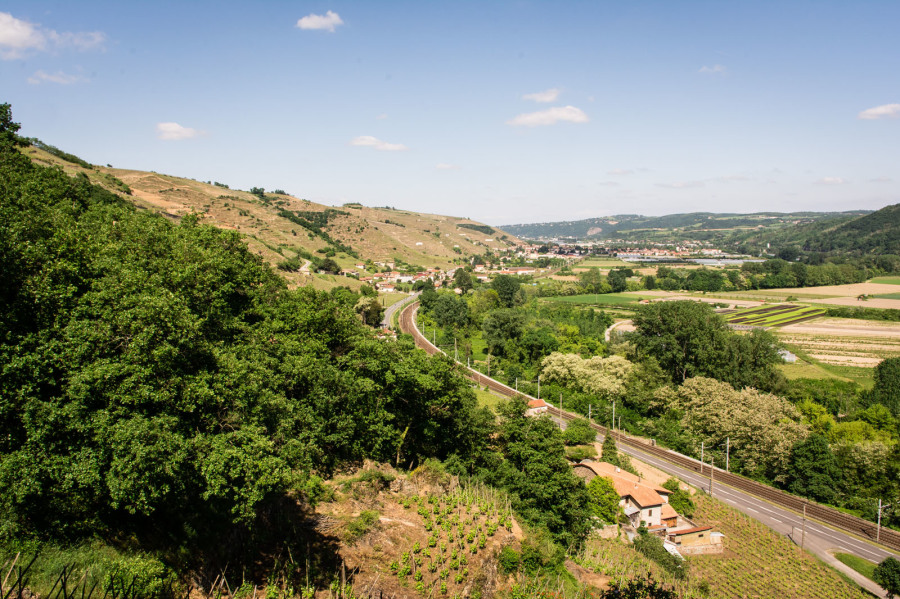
[345,510,380,542]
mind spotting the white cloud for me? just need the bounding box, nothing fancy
[870,177,893,183]
[506,105,589,127]
[597,181,619,187]
[717,174,752,182]
[27,69,86,85]
[296,11,343,32]
[0,11,104,59]
[699,64,727,75]
[375,113,388,120]
[156,122,203,141]
[608,168,633,175]
[522,88,560,103]
[858,103,900,120]
[350,135,408,151]
[816,177,846,185]
[436,163,460,170]
[656,180,705,189]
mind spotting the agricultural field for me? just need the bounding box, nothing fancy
[869,276,900,285]
[776,317,900,369]
[544,293,652,307]
[874,292,900,300]
[577,258,637,268]
[724,304,826,328]
[576,493,868,599]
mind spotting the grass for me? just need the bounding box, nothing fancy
[473,387,505,413]
[578,258,636,268]
[873,292,900,300]
[544,293,650,306]
[834,552,877,581]
[869,276,900,285]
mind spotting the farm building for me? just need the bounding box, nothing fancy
[525,398,551,417]
[573,461,674,528]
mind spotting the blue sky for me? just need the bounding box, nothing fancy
[2,1,898,225]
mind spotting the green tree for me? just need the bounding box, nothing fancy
[432,293,470,331]
[874,557,900,599]
[661,478,695,518]
[587,476,621,524]
[491,274,522,308]
[608,269,628,293]
[483,399,592,548]
[482,309,526,355]
[453,267,474,293]
[871,357,900,416]
[564,418,597,446]
[785,434,841,504]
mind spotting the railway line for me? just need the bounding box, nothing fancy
[398,300,900,556]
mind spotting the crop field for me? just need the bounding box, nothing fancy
[870,276,900,285]
[577,493,868,599]
[578,258,636,268]
[544,293,650,306]
[874,292,900,300]
[725,304,826,327]
[687,495,869,599]
[775,317,900,371]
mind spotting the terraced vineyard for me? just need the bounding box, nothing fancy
[725,304,826,327]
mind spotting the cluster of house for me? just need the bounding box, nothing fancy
[573,460,724,556]
[352,262,549,293]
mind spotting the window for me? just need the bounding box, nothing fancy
[648,509,653,516]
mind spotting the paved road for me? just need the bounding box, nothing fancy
[380,292,419,328]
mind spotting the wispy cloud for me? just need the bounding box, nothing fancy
[522,88,560,103]
[296,11,344,32]
[816,177,846,185]
[870,177,893,183]
[608,168,633,175]
[0,11,105,59]
[507,105,589,127]
[375,113,388,120]
[858,103,900,120]
[350,135,408,151]
[716,174,752,182]
[156,122,203,141]
[656,180,705,189]
[597,181,619,187]
[436,163,460,170]
[27,69,86,85]
[699,64,727,75]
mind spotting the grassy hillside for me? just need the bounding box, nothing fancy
[501,212,866,242]
[21,143,520,289]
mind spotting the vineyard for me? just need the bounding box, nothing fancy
[724,304,826,328]
[687,495,868,599]
[385,486,514,597]
[574,493,870,599]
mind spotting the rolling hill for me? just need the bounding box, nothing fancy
[22,143,520,289]
[501,211,869,243]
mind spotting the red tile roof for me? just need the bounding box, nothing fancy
[670,526,712,536]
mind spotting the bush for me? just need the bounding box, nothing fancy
[345,510,380,542]
[497,546,520,573]
[661,478,695,518]
[633,532,688,579]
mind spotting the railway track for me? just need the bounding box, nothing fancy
[398,301,900,553]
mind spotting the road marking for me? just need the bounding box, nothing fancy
[746,507,759,513]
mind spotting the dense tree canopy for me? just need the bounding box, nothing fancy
[0,105,488,551]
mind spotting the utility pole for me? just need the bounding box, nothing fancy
[612,401,616,432]
[802,503,807,549]
[515,377,518,393]
[877,499,892,543]
[454,338,458,361]
[588,404,592,425]
[537,375,541,400]
[487,354,490,377]
[709,456,714,497]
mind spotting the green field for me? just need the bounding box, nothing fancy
[834,552,877,582]
[869,276,900,285]
[544,292,649,306]
[473,387,505,413]
[874,292,900,300]
[578,258,635,268]
[725,304,826,327]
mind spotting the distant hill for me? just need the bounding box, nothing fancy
[21,143,520,289]
[501,212,869,242]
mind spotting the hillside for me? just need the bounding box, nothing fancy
[501,212,867,243]
[21,143,520,289]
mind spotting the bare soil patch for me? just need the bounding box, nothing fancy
[779,318,900,338]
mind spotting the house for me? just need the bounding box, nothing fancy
[572,461,673,528]
[525,398,551,417]
[667,526,724,554]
